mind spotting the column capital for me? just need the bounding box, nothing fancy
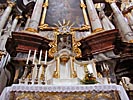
[7,1,15,7]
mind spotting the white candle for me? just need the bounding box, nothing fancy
[80,0,84,4]
[44,50,47,64]
[107,65,109,70]
[101,65,103,71]
[38,50,42,64]
[103,63,106,70]
[33,50,36,64]
[26,50,31,64]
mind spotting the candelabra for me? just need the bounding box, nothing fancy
[101,63,111,84]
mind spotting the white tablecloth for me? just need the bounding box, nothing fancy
[0,84,129,100]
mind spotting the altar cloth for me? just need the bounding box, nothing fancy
[0,84,129,100]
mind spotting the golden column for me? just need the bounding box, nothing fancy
[53,57,60,78]
[40,0,49,26]
[70,57,77,78]
[80,0,90,28]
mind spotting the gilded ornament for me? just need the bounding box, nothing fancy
[94,93,112,100]
[49,47,57,58]
[80,3,86,8]
[53,71,59,78]
[105,0,116,3]
[93,28,104,33]
[73,48,82,58]
[43,2,49,8]
[16,93,34,100]
[129,39,133,43]
[25,27,38,33]
[15,15,22,19]
[7,1,15,7]
[39,24,48,29]
[0,51,6,59]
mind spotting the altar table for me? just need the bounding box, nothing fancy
[0,84,129,100]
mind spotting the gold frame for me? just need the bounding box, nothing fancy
[48,21,81,58]
[39,0,91,31]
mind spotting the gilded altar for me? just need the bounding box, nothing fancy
[0,84,129,100]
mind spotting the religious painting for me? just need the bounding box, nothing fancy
[57,34,72,51]
[45,0,84,28]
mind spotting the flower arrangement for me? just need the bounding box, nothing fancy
[81,72,98,84]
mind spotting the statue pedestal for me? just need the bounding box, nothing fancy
[47,78,81,85]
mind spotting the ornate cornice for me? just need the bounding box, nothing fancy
[5,31,52,57]
[79,29,119,58]
[114,36,133,58]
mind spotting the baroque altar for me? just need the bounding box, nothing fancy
[0,0,132,99]
[0,20,129,100]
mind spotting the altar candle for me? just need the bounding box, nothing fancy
[44,50,47,64]
[106,65,109,70]
[38,50,42,64]
[33,50,36,64]
[26,50,31,64]
[103,63,106,70]
[101,65,103,71]
[80,0,84,4]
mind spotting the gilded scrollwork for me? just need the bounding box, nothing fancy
[49,46,57,58]
[94,93,112,100]
[11,91,120,100]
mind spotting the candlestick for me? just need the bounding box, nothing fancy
[101,65,103,71]
[38,50,42,64]
[44,50,47,64]
[33,50,36,64]
[26,50,31,64]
